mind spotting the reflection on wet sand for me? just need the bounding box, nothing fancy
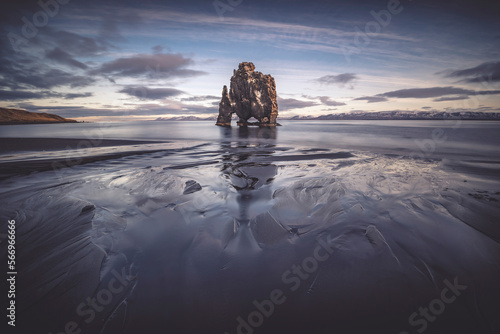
[219,127,281,249]
[2,124,500,334]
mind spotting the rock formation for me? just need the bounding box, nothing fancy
[216,62,278,126]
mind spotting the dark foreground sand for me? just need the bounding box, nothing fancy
[1,132,499,334]
[0,138,169,180]
[0,138,168,152]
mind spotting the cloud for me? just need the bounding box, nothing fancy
[0,90,59,101]
[433,95,469,102]
[29,69,96,89]
[119,86,185,100]
[98,18,126,45]
[45,48,89,70]
[278,97,319,111]
[0,27,103,93]
[351,86,500,104]
[63,92,93,99]
[90,53,207,79]
[353,96,389,103]
[116,5,419,59]
[181,95,219,102]
[152,45,164,54]
[49,30,108,57]
[0,90,93,101]
[318,96,346,106]
[444,61,500,84]
[315,73,358,88]
[0,55,95,90]
[378,86,500,98]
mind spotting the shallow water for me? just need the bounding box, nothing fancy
[1,120,500,159]
[1,121,500,334]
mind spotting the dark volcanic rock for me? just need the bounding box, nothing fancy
[216,62,278,127]
[217,85,233,126]
[183,180,202,194]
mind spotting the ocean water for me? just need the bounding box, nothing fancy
[1,120,500,334]
[1,120,500,159]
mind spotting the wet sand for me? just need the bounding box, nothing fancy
[0,137,168,152]
[1,128,500,334]
[0,138,169,180]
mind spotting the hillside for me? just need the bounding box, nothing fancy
[0,108,77,125]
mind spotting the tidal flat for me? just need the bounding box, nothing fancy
[1,120,499,334]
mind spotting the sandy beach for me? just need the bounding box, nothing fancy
[0,138,168,152]
[1,121,499,334]
[0,138,170,180]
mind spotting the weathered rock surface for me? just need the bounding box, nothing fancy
[183,180,202,194]
[216,62,278,126]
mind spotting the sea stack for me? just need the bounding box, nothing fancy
[216,62,278,126]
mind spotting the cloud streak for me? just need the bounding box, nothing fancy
[315,73,358,88]
[378,86,500,99]
[433,95,469,102]
[444,61,500,84]
[353,96,389,103]
[119,86,185,100]
[0,90,93,101]
[45,48,89,70]
[0,90,59,101]
[89,53,206,79]
[319,96,346,106]
[278,97,319,111]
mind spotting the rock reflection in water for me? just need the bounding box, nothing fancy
[219,126,282,251]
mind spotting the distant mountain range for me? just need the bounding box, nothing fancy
[155,111,500,121]
[0,108,77,125]
[286,111,500,121]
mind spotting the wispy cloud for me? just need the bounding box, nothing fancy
[318,96,346,106]
[433,95,469,102]
[89,53,207,80]
[0,90,60,101]
[444,60,500,84]
[378,86,500,99]
[0,90,93,101]
[127,8,418,42]
[353,96,388,103]
[119,86,184,100]
[63,92,93,99]
[45,48,89,70]
[278,97,319,111]
[315,73,358,88]
[48,30,109,57]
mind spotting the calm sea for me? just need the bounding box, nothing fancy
[1,120,499,160]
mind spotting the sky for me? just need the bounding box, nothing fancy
[0,0,499,121]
